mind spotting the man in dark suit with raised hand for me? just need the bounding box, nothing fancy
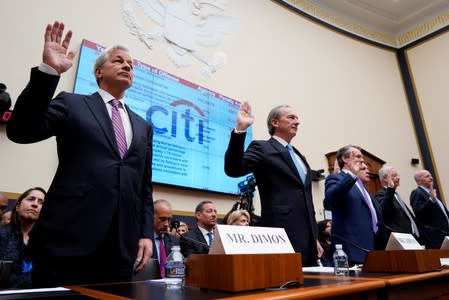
[7,21,154,286]
[180,201,216,258]
[411,170,449,248]
[375,165,423,244]
[224,102,321,266]
[325,146,383,264]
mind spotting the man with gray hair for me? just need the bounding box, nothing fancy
[225,102,321,267]
[325,145,384,264]
[411,170,449,248]
[374,166,422,243]
[7,21,154,286]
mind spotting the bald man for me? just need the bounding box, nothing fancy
[152,199,178,278]
[410,170,449,248]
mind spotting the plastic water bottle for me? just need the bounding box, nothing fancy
[333,244,349,276]
[165,245,185,289]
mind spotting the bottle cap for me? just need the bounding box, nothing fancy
[335,244,342,249]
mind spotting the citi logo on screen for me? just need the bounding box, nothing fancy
[146,100,205,144]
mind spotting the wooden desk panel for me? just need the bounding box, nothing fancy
[65,269,449,300]
[69,277,384,300]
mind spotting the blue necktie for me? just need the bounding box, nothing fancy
[286,144,306,182]
[207,232,214,246]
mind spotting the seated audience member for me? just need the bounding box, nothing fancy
[1,211,12,225]
[317,220,332,266]
[180,201,217,258]
[176,222,189,236]
[411,170,449,249]
[152,199,178,278]
[0,192,8,218]
[0,187,46,288]
[170,221,189,238]
[226,210,250,226]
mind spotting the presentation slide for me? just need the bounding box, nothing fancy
[73,40,252,195]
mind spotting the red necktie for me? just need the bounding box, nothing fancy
[110,99,127,158]
[159,235,167,278]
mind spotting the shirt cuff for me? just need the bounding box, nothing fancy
[234,128,246,134]
[38,63,59,76]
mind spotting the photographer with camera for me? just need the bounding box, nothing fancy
[225,102,322,267]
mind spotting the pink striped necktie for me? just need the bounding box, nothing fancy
[110,99,127,158]
[158,235,167,278]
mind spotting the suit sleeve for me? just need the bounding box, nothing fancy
[140,124,154,238]
[224,130,267,178]
[375,188,395,220]
[7,67,66,143]
[410,189,436,218]
[324,173,357,207]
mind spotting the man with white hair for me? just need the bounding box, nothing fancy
[375,166,422,244]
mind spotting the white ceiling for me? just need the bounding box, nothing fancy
[293,0,449,46]
[308,0,449,35]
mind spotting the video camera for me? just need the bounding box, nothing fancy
[223,175,260,225]
[238,175,256,195]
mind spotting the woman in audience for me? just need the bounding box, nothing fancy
[177,221,189,235]
[0,187,46,288]
[226,210,250,226]
[171,221,189,238]
[317,219,333,266]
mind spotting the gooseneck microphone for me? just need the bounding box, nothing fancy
[171,219,210,248]
[331,233,371,253]
[180,234,210,249]
[171,220,180,230]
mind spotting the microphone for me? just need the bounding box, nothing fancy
[331,233,371,253]
[171,219,210,249]
[376,222,396,234]
[180,233,210,249]
[171,220,180,230]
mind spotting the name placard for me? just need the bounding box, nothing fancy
[208,224,294,254]
[440,236,449,249]
[385,232,424,250]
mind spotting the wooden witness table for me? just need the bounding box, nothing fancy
[67,276,385,300]
[67,270,449,300]
[3,269,449,299]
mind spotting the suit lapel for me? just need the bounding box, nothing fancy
[83,93,121,157]
[269,138,309,185]
[125,105,143,157]
[195,228,208,245]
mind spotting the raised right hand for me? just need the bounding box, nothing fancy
[236,101,254,131]
[43,21,76,74]
[348,150,362,175]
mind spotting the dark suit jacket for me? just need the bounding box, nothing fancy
[224,131,318,266]
[152,233,179,263]
[410,186,449,248]
[180,227,209,258]
[374,187,425,244]
[325,172,385,264]
[6,68,154,262]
